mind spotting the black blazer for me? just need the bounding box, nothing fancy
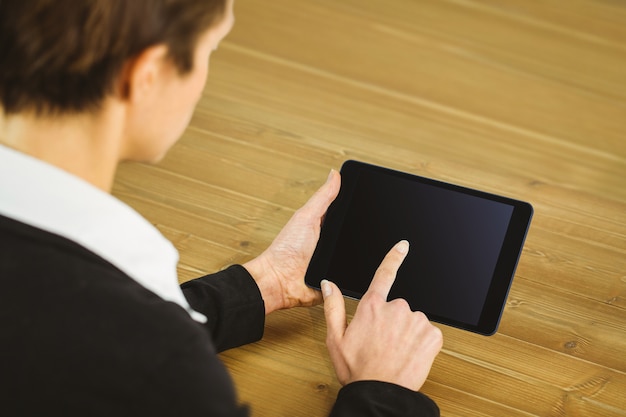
[0,214,438,416]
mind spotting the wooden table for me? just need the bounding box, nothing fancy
[113,0,626,415]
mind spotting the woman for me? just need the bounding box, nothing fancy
[0,0,443,415]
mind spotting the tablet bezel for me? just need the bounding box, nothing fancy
[305,160,533,335]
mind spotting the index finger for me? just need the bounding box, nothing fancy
[366,240,410,299]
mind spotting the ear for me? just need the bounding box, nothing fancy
[114,44,170,104]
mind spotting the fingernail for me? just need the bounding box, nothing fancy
[326,169,335,183]
[396,240,409,254]
[321,279,332,297]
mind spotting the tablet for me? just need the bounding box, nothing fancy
[305,160,533,335]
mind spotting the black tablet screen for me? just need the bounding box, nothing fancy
[329,168,512,325]
[306,160,533,335]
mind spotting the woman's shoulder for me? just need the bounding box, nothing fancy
[0,212,211,357]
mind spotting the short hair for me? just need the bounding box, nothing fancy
[0,0,227,116]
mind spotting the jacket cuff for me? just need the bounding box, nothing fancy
[330,380,439,417]
[181,265,265,351]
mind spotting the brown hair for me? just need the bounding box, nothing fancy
[0,0,227,115]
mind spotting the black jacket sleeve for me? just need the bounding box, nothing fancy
[330,381,440,417]
[181,265,265,352]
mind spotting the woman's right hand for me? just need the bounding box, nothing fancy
[322,240,443,391]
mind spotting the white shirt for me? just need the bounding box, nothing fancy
[0,144,206,323]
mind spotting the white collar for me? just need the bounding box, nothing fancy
[0,145,206,323]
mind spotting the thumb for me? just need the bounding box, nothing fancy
[322,280,346,345]
[301,170,341,220]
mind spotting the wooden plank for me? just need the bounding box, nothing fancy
[203,47,626,202]
[227,0,626,157]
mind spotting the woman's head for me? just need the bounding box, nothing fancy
[0,0,229,116]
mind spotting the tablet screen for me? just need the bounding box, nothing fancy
[305,160,533,335]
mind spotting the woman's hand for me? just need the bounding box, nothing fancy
[322,240,443,392]
[243,170,341,314]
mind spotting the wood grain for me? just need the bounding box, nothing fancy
[113,0,626,415]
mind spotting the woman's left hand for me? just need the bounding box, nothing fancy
[243,170,341,314]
